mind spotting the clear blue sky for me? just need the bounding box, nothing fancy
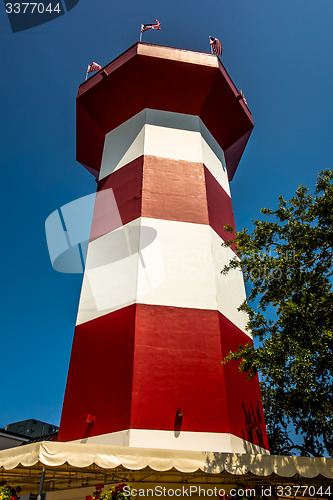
[1,0,332,428]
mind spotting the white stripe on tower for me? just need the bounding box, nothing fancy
[99,109,231,195]
[77,218,249,334]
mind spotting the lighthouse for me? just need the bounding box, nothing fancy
[58,42,269,454]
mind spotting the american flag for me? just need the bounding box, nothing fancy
[209,36,222,56]
[141,19,161,32]
[88,62,102,73]
[240,90,248,107]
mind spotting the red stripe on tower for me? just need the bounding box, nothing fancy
[58,43,269,454]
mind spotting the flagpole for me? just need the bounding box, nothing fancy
[209,36,213,54]
[208,35,213,54]
[85,65,90,81]
[140,25,143,42]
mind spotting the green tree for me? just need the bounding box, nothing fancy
[222,169,333,456]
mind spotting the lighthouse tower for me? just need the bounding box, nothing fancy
[58,43,269,454]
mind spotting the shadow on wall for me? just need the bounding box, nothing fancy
[241,401,266,450]
[174,407,184,438]
[4,0,80,33]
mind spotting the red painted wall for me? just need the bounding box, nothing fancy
[59,304,268,449]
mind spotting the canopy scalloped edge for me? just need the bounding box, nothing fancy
[0,442,332,479]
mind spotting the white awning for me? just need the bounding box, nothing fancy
[0,441,332,478]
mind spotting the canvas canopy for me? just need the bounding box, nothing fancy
[0,441,332,495]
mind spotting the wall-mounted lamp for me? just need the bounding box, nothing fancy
[86,414,96,424]
[177,407,185,418]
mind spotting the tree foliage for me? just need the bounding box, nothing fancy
[222,169,333,456]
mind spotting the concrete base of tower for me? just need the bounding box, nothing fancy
[71,429,270,454]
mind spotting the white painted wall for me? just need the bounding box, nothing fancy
[77,217,249,336]
[72,428,268,454]
[210,229,250,335]
[99,109,230,194]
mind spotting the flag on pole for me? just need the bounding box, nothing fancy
[209,36,222,56]
[240,90,248,107]
[85,61,102,81]
[88,62,102,73]
[141,19,161,32]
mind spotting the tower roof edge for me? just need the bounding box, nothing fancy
[77,42,253,180]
